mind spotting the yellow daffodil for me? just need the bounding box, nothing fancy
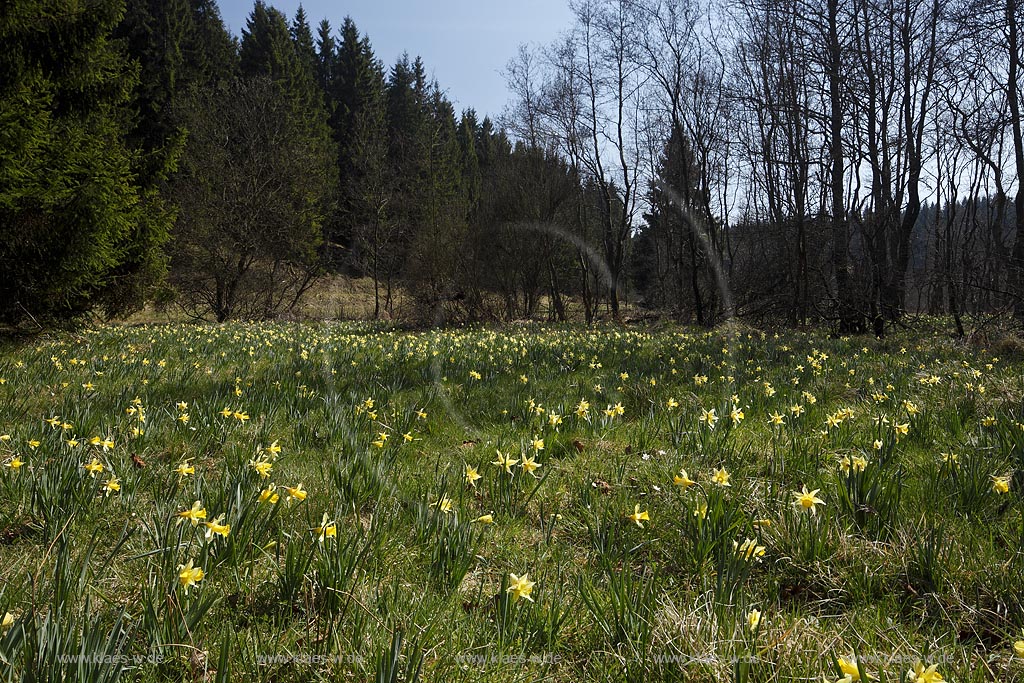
[250,458,273,478]
[177,501,207,526]
[492,450,518,476]
[575,399,590,417]
[203,515,230,540]
[992,475,1011,494]
[730,405,744,425]
[1014,639,1024,658]
[177,559,204,595]
[83,458,104,477]
[673,469,695,488]
[6,456,24,470]
[626,504,650,528]
[521,455,541,477]
[431,496,453,514]
[734,538,766,562]
[907,661,943,683]
[259,484,280,504]
[315,513,337,543]
[701,408,719,429]
[175,460,195,477]
[2,612,14,630]
[837,656,863,681]
[284,483,306,504]
[507,573,536,602]
[89,436,114,451]
[793,486,825,514]
[711,467,731,487]
[103,476,120,496]
[465,464,481,486]
[473,513,494,524]
[746,609,761,631]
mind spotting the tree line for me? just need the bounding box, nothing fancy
[508,0,1024,333]
[2,0,1023,333]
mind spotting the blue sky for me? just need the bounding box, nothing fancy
[217,0,574,120]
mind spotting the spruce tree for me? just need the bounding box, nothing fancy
[240,2,329,146]
[314,19,336,97]
[0,0,173,325]
[189,0,238,81]
[330,19,387,265]
[384,54,431,269]
[116,0,237,178]
[458,110,481,208]
[400,82,472,321]
[290,6,317,82]
[637,123,709,323]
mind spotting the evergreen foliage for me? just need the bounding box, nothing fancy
[0,0,173,326]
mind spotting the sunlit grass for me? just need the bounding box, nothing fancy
[1,321,1022,682]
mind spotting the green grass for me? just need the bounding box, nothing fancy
[1,320,1023,682]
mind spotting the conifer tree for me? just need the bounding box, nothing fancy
[116,0,237,178]
[637,123,711,323]
[333,18,387,231]
[329,19,392,309]
[290,6,317,81]
[240,0,320,124]
[459,110,482,207]
[0,0,173,325]
[238,0,334,202]
[314,19,336,97]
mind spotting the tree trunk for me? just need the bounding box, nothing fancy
[1007,0,1024,316]
[827,0,861,333]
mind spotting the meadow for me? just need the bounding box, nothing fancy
[1,321,1023,682]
